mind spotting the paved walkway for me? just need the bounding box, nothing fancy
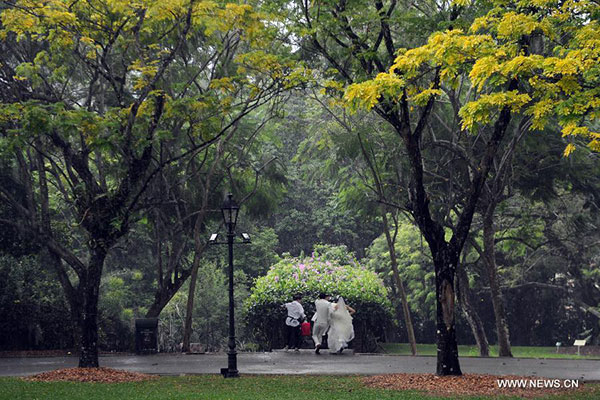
[1,351,599,381]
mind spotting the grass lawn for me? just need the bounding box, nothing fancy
[380,343,600,359]
[1,376,598,400]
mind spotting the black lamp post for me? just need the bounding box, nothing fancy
[209,193,250,378]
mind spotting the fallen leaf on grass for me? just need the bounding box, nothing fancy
[22,367,157,383]
[363,373,586,398]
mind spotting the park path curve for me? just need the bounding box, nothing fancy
[1,351,599,381]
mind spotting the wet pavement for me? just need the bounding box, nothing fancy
[1,351,599,381]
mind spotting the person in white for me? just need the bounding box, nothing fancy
[283,294,305,351]
[312,293,334,354]
[328,296,355,354]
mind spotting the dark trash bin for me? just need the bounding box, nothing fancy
[135,318,158,354]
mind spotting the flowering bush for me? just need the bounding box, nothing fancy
[244,251,393,352]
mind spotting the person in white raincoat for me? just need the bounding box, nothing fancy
[327,296,355,354]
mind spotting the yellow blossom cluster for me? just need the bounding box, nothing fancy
[343,0,600,156]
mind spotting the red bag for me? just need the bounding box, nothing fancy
[301,321,311,336]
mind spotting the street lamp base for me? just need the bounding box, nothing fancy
[220,367,240,378]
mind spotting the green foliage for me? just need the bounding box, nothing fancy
[190,262,229,352]
[157,261,250,352]
[235,226,280,278]
[344,0,600,155]
[98,270,146,351]
[267,96,382,257]
[157,291,187,351]
[247,250,389,307]
[245,246,393,351]
[364,217,436,321]
[0,255,74,350]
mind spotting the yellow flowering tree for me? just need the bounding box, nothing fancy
[0,0,301,367]
[347,0,600,153]
[343,0,599,375]
[274,0,600,375]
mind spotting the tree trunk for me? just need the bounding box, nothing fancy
[182,255,201,352]
[456,262,489,357]
[45,249,82,350]
[385,79,514,375]
[387,284,405,343]
[401,128,462,374]
[382,213,418,355]
[433,248,462,375]
[78,247,106,367]
[482,212,512,357]
[146,279,184,318]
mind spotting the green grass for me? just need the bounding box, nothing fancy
[0,376,598,400]
[380,343,599,359]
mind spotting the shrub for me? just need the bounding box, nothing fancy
[245,250,393,352]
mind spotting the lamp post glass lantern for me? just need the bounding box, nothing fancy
[210,193,250,378]
[222,193,239,231]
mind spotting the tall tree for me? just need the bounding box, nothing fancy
[286,0,600,374]
[455,246,490,357]
[0,0,293,367]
